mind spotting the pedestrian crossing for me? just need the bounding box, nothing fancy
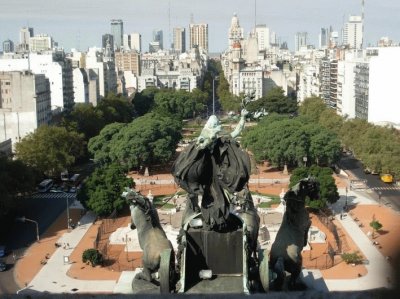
[31,192,77,200]
[370,186,400,191]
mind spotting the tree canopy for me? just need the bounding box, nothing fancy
[246,87,297,115]
[153,89,207,120]
[78,163,134,216]
[242,114,341,168]
[132,87,159,116]
[88,113,182,170]
[15,125,85,177]
[217,71,241,113]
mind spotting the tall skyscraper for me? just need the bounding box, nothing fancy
[3,40,14,53]
[102,34,114,52]
[130,33,142,52]
[319,28,330,49]
[19,27,33,51]
[255,24,270,51]
[173,27,186,53]
[295,32,308,52]
[110,19,123,50]
[343,15,363,49]
[152,30,163,50]
[189,23,208,52]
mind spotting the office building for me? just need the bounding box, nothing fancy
[3,40,14,53]
[115,50,140,76]
[319,28,330,49]
[153,30,163,50]
[111,19,123,50]
[123,33,142,52]
[343,15,363,49]
[29,34,53,52]
[228,14,244,49]
[189,23,208,52]
[255,25,270,51]
[295,32,308,52]
[173,27,186,53]
[19,27,33,51]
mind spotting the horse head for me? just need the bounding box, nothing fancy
[123,189,156,229]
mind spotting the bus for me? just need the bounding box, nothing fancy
[38,179,54,193]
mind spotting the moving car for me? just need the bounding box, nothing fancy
[381,174,394,183]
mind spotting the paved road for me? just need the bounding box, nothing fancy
[0,192,75,295]
[338,154,400,211]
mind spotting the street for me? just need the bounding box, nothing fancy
[0,192,75,294]
[339,154,400,211]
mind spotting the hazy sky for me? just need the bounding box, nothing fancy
[1,0,399,52]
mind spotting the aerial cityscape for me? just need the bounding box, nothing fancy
[0,0,399,296]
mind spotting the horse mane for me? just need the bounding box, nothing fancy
[133,195,161,228]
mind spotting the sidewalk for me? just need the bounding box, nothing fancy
[19,211,116,294]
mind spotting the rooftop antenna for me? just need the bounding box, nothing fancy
[361,0,365,48]
[168,0,171,49]
[254,0,257,31]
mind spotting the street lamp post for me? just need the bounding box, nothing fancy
[345,187,348,209]
[16,216,39,242]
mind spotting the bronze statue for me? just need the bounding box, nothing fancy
[172,109,253,231]
[269,177,320,290]
[123,189,175,293]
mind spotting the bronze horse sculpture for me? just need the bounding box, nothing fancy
[269,177,320,290]
[123,189,175,293]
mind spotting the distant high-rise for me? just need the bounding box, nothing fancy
[173,27,186,53]
[29,34,53,52]
[19,27,33,51]
[152,30,163,50]
[102,34,114,52]
[189,23,208,52]
[111,19,123,50]
[343,15,363,49]
[3,40,14,53]
[255,24,270,51]
[295,32,308,52]
[130,33,142,52]
[319,28,330,49]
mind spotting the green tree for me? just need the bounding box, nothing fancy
[66,103,105,141]
[82,248,103,267]
[15,125,85,177]
[153,89,206,120]
[89,113,182,170]
[369,218,383,239]
[290,166,340,209]
[78,163,134,216]
[298,96,327,123]
[217,71,241,112]
[88,122,126,165]
[132,87,159,116]
[246,87,297,115]
[97,93,135,124]
[242,114,341,169]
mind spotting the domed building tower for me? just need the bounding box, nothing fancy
[228,13,244,49]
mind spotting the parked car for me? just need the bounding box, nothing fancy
[0,261,6,272]
[0,245,6,257]
[69,186,77,193]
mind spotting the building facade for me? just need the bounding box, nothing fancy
[111,19,123,50]
[173,27,186,53]
[255,25,270,51]
[29,34,53,52]
[343,15,363,49]
[3,40,14,53]
[295,32,308,52]
[19,27,34,52]
[0,71,51,149]
[189,23,208,52]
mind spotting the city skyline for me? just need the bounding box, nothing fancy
[1,0,399,52]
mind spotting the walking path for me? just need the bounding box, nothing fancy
[20,212,116,294]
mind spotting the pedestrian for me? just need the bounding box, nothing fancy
[340,213,343,220]
[12,252,16,262]
[67,243,70,248]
